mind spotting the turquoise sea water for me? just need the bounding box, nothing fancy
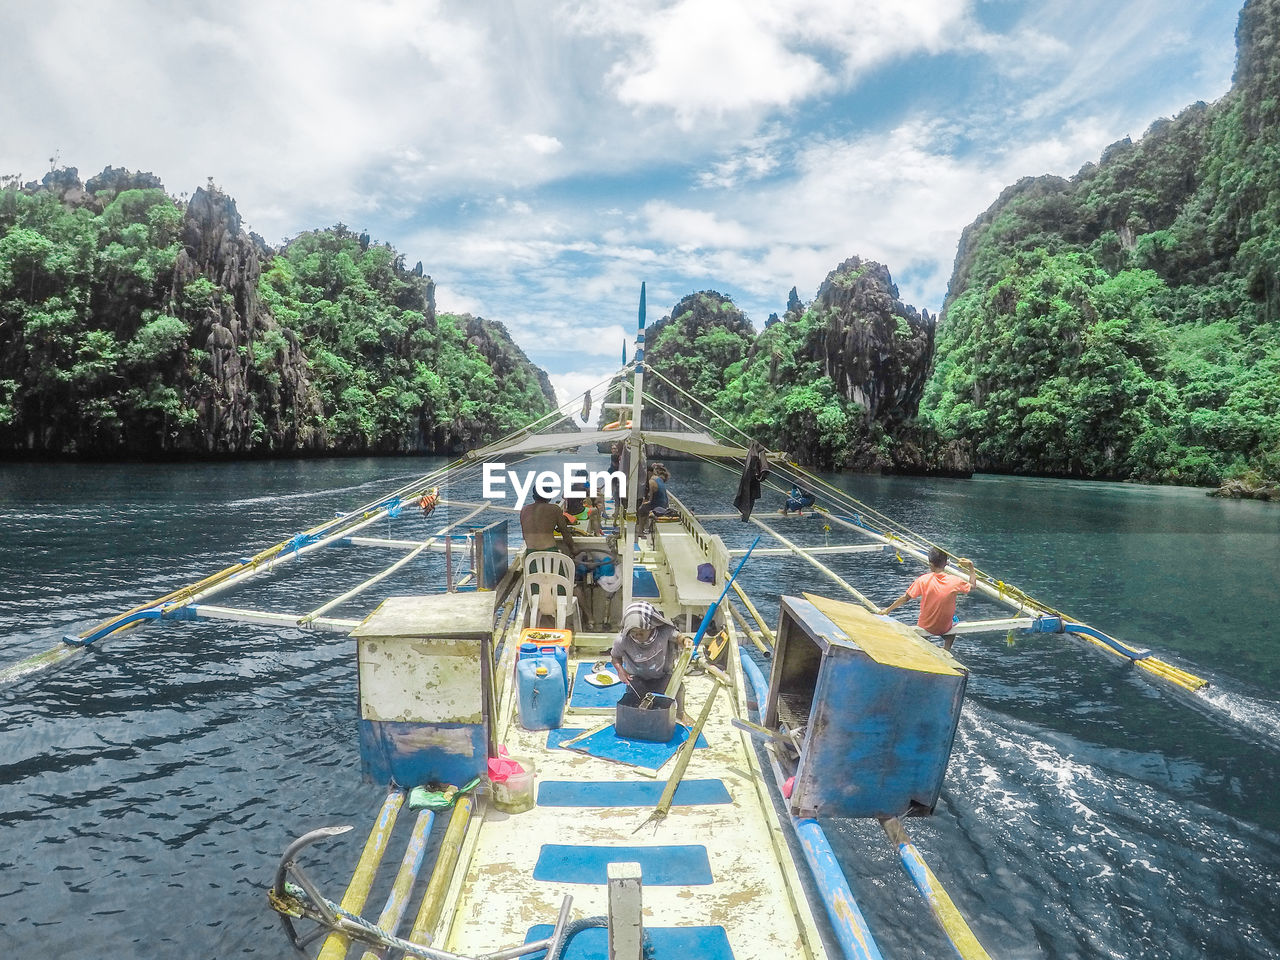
[1,458,1277,958]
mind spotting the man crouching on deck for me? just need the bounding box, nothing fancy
[611,601,692,709]
[876,547,976,651]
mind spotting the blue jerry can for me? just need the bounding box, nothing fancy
[519,641,569,695]
[517,658,566,730]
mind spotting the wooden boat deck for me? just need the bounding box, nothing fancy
[434,645,828,960]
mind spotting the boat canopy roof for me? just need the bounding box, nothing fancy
[466,429,747,461]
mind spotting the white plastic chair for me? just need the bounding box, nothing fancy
[522,551,582,631]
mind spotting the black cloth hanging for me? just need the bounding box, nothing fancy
[733,442,771,521]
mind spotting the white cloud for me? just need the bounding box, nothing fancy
[642,202,754,250]
[577,0,983,126]
[524,134,564,155]
[606,0,828,124]
[0,0,1243,383]
[434,283,487,318]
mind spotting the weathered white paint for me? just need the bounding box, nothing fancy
[358,637,483,723]
[437,644,830,959]
[353,594,495,724]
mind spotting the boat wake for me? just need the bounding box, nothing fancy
[222,474,423,508]
[927,705,1280,959]
[1194,686,1280,752]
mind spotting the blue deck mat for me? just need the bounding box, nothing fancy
[533,844,713,885]
[632,567,660,598]
[537,778,731,807]
[568,662,626,708]
[546,725,707,771]
[523,924,733,960]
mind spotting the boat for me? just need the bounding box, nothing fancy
[1,285,1220,960]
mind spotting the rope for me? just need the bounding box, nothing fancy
[548,917,655,960]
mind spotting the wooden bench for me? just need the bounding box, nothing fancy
[654,524,729,627]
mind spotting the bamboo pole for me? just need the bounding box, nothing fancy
[820,512,1208,691]
[360,808,435,958]
[639,665,728,830]
[317,789,405,960]
[301,505,489,624]
[408,796,476,946]
[881,818,992,960]
[189,605,360,632]
[730,581,776,648]
[727,544,887,556]
[726,600,769,655]
[749,516,877,610]
[437,498,521,515]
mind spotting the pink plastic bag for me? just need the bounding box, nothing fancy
[487,746,524,783]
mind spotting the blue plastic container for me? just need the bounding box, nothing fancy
[519,642,568,695]
[517,658,566,731]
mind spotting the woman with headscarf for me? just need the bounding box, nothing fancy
[610,600,690,706]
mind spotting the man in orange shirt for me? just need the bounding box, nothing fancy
[877,547,977,651]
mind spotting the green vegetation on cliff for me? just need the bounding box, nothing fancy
[642,265,967,474]
[924,0,1280,484]
[260,227,554,451]
[0,170,555,457]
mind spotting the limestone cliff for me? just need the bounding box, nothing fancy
[173,187,327,453]
[641,263,970,475]
[926,0,1280,485]
[0,167,556,457]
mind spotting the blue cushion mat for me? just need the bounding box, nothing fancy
[537,779,730,807]
[632,567,660,598]
[523,924,733,960]
[546,727,589,749]
[547,724,707,771]
[532,844,712,885]
[568,662,626,708]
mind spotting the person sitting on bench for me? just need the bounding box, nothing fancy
[637,463,673,538]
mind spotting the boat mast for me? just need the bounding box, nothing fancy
[621,283,646,611]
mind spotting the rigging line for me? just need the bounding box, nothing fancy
[597,367,1106,639]
[637,395,1018,612]
[642,365,763,448]
[641,380,1205,688]
[642,365,933,547]
[642,392,738,440]
[642,363,948,546]
[543,364,633,421]
[463,363,630,461]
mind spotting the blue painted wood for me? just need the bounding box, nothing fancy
[532,844,713,885]
[546,727,588,749]
[523,924,734,960]
[568,662,627,708]
[536,778,731,807]
[794,818,885,960]
[632,567,660,598]
[476,519,509,589]
[359,719,487,787]
[776,596,966,819]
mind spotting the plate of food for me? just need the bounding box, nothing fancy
[583,666,619,687]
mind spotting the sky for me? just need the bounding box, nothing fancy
[0,0,1244,412]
